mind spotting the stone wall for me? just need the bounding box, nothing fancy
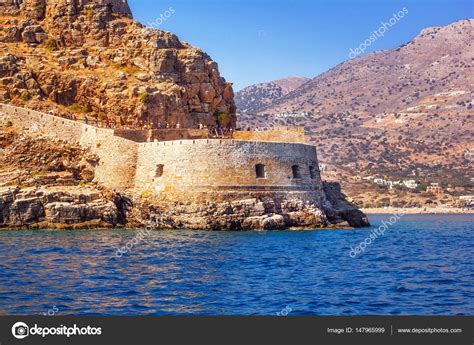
[135,139,324,201]
[113,128,208,142]
[1,104,324,203]
[114,127,305,143]
[0,103,137,189]
[233,126,306,143]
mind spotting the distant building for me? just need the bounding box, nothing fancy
[403,180,419,189]
[459,196,474,208]
[387,180,402,189]
[426,185,443,195]
[373,178,387,186]
[319,164,327,172]
[464,149,474,160]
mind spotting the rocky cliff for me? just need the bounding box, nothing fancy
[0,0,236,128]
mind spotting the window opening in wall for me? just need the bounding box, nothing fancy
[292,165,302,179]
[255,164,266,178]
[155,164,164,178]
[309,166,317,179]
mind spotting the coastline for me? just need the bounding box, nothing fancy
[362,207,474,215]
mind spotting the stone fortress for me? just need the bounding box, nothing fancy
[0,103,368,229]
[1,103,323,201]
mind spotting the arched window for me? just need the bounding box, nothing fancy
[255,164,266,178]
[292,165,302,179]
[309,166,317,179]
[155,164,164,178]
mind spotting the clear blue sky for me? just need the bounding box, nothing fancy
[128,0,473,90]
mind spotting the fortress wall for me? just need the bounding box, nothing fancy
[113,128,208,142]
[0,104,138,189]
[114,128,304,144]
[90,129,138,189]
[135,139,324,201]
[1,104,322,199]
[233,127,306,143]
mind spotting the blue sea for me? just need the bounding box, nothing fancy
[0,215,472,316]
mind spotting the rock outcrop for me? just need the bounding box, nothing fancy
[0,185,369,230]
[128,194,358,231]
[0,186,125,229]
[0,0,236,128]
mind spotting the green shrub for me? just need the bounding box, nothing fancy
[140,190,151,198]
[68,103,90,114]
[138,92,151,104]
[214,112,229,125]
[86,8,94,20]
[45,38,58,51]
[34,4,45,12]
[20,91,31,101]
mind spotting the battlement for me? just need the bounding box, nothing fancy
[233,126,306,143]
[113,127,306,144]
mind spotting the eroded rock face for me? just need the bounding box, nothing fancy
[0,186,369,230]
[126,191,369,231]
[0,0,236,128]
[0,187,124,229]
[323,182,370,227]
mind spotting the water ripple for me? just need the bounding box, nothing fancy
[0,214,472,315]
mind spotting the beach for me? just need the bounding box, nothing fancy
[362,207,474,214]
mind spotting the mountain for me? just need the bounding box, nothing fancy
[260,20,473,117]
[235,76,309,113]
[0,0,236,128]
[238,20,473,190]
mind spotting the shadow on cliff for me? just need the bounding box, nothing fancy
[323,181,370,228]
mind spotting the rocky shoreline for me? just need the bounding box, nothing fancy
[0,182,369,231]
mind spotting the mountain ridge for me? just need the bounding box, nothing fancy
[238,19,473,201]
[259,19,472,116]
[235,76,309,114]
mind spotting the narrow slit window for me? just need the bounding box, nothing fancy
[292,165,302,179]
[309,166,317,179]
[255,164,266,178]
[155,164,164,178]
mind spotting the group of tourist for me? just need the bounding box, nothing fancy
[68,114,233,138]
[206,125,233,138]
[79,116,182,130]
